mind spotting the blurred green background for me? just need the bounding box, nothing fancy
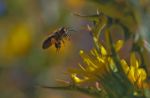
[0,0,150,98]
[0,0,92,98]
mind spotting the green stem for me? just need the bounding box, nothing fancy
[106,31,131,86]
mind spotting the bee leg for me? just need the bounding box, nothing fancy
[56,48,60,54]
[55,45,60,53]
[62,39,65,46]
[55,41,61,53]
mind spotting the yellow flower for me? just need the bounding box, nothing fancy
[121,52,147,88]
[69,39,124,84]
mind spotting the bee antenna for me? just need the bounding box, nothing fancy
[65,26,77,32]
[68,28,77,32]
[66,26,73,29]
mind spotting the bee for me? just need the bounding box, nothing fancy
[42,27,71,51]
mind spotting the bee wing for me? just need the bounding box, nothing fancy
[42,35,56,49]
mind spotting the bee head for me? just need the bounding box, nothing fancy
[60,26,76,33]
[58,27,68,36]
[59,26,76,38]
[60,27,68,32]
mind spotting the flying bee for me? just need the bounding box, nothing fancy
[42,27,72,51]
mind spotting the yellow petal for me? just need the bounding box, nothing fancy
[78,63,86,71]
[71,74,83,83]
[115,40,124,52]
[97,57,105,63]
[136,68,147,87]
[109,58,118,72]
[71,74,89,84]
[138,68,147,81]
[92,49,99,57]
[121,59,129,74]
[130,52,139,68]
[128,66,136,83]
[100,45,107,55]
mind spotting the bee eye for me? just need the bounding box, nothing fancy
[65,28,68,32]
